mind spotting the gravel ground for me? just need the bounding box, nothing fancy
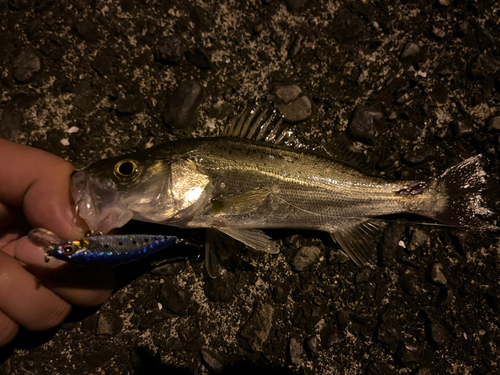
[1,0,499,374]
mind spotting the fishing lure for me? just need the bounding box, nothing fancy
[28,228,181,266]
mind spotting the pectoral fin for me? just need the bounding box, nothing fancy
[211,190,271,216]
[329,219,387,267]
[218,227,280,254]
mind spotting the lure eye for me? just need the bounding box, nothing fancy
[113,159,141,181]
[62,244,77,255]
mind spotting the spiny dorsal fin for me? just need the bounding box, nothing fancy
[223,100,305,148]
[330,219,387,267]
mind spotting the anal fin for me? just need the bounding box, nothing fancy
[329,219,387,268]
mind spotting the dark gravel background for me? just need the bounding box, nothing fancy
[1,0,500,374]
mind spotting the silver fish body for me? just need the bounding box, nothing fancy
[71,104,495,274]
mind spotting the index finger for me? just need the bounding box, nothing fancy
[0,138,86,239]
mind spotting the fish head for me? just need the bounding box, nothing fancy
[71,149,211,233]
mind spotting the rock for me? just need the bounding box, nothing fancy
[12,50,41,83]
[400,274,418,295]
[292,246,320,272]
[278,95,312,123]
[432,26,446,39]
[451,120,473,138]
[40,38,65,61]
[288,337,304,365]
[438,0,451,6]
[284,0,306,15]
[487,116,500,132]
[237,304,274,352]
[425,318,449,349]
[400,42,424,62]
[288,34,305,59]
[347,105,383,144]
[203,271,235,302]
[430,262,447,285]
[320,325,343,348]
[91,51,113,77]
[0,105,23,140]
[304,336,318,358]
[355,267,375,284]
[397,340,420,365]
[156,36,183,65]
[292,304,321,331]
[185,48,211,69]
[272,280,290,303]
[436,287,453,307]
[200,349,225,373]
[162,80,203,129]
[96,310,124,336]
[74,19,101,43]
[157,278,191,316]
[274,84,302,103]
[116,96,145,116]
[402,148,437,166]
[408,228,429,252]
[376,321,401,345]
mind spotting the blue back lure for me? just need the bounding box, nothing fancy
[28,228,180,266]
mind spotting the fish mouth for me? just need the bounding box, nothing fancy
[70,170,134,233]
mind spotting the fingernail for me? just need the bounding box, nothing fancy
[14,236,48,266]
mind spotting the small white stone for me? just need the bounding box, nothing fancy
[60,139,70,146]
[67,126,79,134]
[417,70,427,78]
[158,302,163,310]
[398,240,406,248]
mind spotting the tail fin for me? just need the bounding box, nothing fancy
[430,154,497,231]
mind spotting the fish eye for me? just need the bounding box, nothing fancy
[113,159,141,181]
[62,243,77,255]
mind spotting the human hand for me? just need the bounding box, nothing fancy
[0,138,115,347]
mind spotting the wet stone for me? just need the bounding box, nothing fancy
[402,148,437,166]
[156,36,183,65]
[451,120,473,138]
[347,105,383,144]
[237,304,274,352]
[292,245,320,272]
[203,271,235,302]
[277,94,312,124]
[185,48,211,69]
[116,96,145,116]
[397,340,420,365]
[157,278,191,316]
[200,349,225,373]
[430,262,447,285]
[274,84,302,103]
[12,50,41,83]
[376,321,401,346]
[272,280,290,303]
[400,42,424,62]
[432,26,446,39]
[162,80,203,129]
[288,337,304,365]
[487,116,500,132]
[436,287,453,307]
[355,267,375,284]
[408,228,429,252]
[304,336,318,358]
[97,310,124,336]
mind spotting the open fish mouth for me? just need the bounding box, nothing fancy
[70,170,134,233]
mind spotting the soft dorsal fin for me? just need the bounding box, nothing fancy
[222,101,304,148]
[330,219,387,267]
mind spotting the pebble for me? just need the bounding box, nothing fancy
[288,337,304,365]
[304,336,318,358]
[487,116,500,132]
[272,84,313,124]
[400,42,424,62]
[408,228,429,252]
[355,267,375,284]
[432,26,446,39]
[156,36,183,65]
[237,304,274,352]
[203,271,235,302]
[74,19,100,43]
[200,349,225,373]
[12,50,41,83]
[397,340,420,364]
[272,280,290,303]
[288,34,305,59]
[96,310,124,336]
[400,274,418,295]
[347,105,383,145]
[435,287,453,307]
[376,321,401,345]
[320,325,344,348]
[425,319,449,349]
[60,138,70,146]
[185,48,211,69]
[450,120,473,138]
[162,80,203,129]
[430,262,447,285]
[67,126,79,134]
[40,38,65,61]
[156,278,191,316]
[91,51,113,77]
[438,0,451,6]
[292,245,320,272]
[402,148,437,166]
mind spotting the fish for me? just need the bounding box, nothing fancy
[28,228,180,266]
[70,102,497,276]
